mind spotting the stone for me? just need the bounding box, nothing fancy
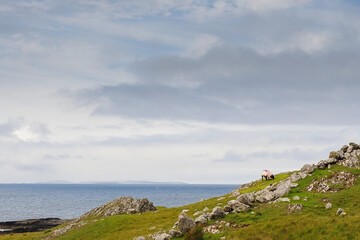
[225,200,250,213]
[193,211,202,216]
[255,191,276,203]
[177,213,196,233]
[325,203,332,209]
[169,229,182,238]
[237,192,255,206]
[290,183,299,188]
[80,197,156,218]
[341,145,348,153]
[195,215,208,224]
[276,198,290,202]
[273,180,291,198]
[218,197,225,201]
[293,196,300,201]
[154,233,171,240]
[210,206,225,219]
[171,221,178,229]
[336,208,345,216]
[300,164,316,174]
[150,226,156,230]
[203,207,209,211]
[133,237,146,240]
[290,173,302,182]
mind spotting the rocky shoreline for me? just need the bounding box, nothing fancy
[0,218,72,234]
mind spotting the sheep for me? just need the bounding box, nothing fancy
[261,170,274,181]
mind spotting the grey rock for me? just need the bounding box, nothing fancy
[290,173,301,182]
[203,207,209,211]
[293,196,300,200]
[169,229,182,238]
[178,213,196,233]
[154,233,171,240]
[273,180,291,198]
[290,183,299,188]
[225,200,250,213]
[276,197,290,202]
[325,203,332,209]
[195,215,208,224]
[237,192,255,206]
[300,164,316,174]
[255,191,276,203]
[210,206,225,219]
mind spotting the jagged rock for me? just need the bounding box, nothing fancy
[341,145,349,153]
[225,200,250,213]
[290,173,302,182]
[255,191,276,203]
[195,215,208,224]
[300,164,316,174]
[133,237,146,240]
[169,229,182,238]
[273,179,291,198]
[338,156,359,168]
[80,197,156,218]
[293,196,300,200]
[325,203,332,209]
[237,192,255,206]
[210,207,225,219]
[177,213,196,233]
[287,204,303,214]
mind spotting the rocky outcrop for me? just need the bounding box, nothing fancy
[307,171,355,193]
[237,192,255,206]
[177,213,195,233]
[300,164,316,174]
[80,197,156,218]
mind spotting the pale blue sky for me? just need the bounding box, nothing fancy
[0,0,360,183]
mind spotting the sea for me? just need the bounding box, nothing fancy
[0,184,239,222]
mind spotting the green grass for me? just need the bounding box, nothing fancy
[2,166,360,240]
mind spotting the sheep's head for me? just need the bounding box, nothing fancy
[270,174,275,179]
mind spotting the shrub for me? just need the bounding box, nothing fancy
[185,225,204,240]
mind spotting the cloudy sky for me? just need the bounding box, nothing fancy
[1,0,360,184]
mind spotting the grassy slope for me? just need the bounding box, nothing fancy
[2,166,360,240]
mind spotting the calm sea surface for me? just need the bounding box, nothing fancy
[0,184,238,221]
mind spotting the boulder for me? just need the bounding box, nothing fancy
[210,206,225,219]
[273,180,291,198]
[290,183,299,188]
[177,213,196,233]
[225,200,250,213]
[300,164,316,174]
[154,233,171,240]
[169,229,182,238]
[293,196,300,201]
[290,173,301,182]
[325,203,332,209]
[276,198,290,202]
[255,191,276,203]
[80,197,156,218]
[195,215,208,225]
[237,192,255,206]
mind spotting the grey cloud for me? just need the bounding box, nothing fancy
[73,46,360,124]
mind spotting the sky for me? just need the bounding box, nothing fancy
[0,0,360,184]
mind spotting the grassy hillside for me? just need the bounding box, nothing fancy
[2,166,360,240]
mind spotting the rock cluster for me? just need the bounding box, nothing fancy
[307,171,355,193]
[80,197,157,218]
[287,204,303,214]
[316,143,360,170]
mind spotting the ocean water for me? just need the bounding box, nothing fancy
[0,184,238,222]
